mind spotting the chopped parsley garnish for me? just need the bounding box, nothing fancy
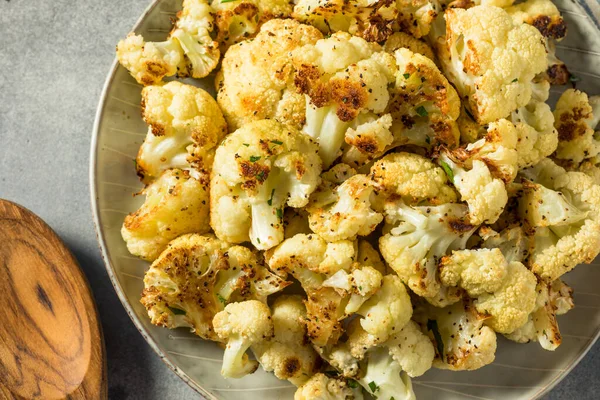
[427,319,444,357]
[368,381,379,393]
[347,379,359,389]
[403,73,411,79]
[267,189,275,206]
[216,294,226,304]
[569,74,581,83]
[242,143,249,147]
[440,161,454,183]
[270,140,283,145]
[511,78,518,83]
[425,136,431,144]
[257,170,266,182]
[168,306,186,315]
[256,238,261,244]
[464,107,475,121]
[276,208,283,220]
[249,155,261,162]
[416,105,428,117]
[220,0,237,3]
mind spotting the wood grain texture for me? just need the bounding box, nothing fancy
[0,200,107,400]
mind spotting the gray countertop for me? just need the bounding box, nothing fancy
[0,1,595,399]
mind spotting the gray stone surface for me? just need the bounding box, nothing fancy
[0,0,595,399]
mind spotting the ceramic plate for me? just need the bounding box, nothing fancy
[90,1,600,398]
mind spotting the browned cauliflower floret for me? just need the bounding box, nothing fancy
[294,373,363,400]
[370,152,458,206]
[554,89,600,164]
[216,19,323,131]
[140,234,290,341]
[136,81,228,183]
[116,0,219,85]
[211,0,293,51]
[121,169,210,261]
[435,5,548,124]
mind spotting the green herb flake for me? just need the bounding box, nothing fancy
[276,208,283,220]
[440,161,454,183]
[391,397,395,400]
[416,105,428,117]
[464,107,475,121]
[403,73,410,79]
[220,0,237,3]
[242,143,250,147]
[425,136,431,144]
[347,379,359,389]
[168,306,186,315]
[257,238,261,244]
[511,78,518,83]
[216,294,226,304]
[570,74,581,83]
[267,189,275,206]
[257,171,266,182]
[427,319,444,357]
[249,155,261,162]
[270,140,283,145]
[368,381,379,393]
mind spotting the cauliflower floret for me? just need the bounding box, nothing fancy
[252,295,320,385]
[473,260,537,334]
[140,234,290,341]
[210,120,322,250]
[136,81,228,183]
[505,279,574,350]
[554,89,600,164]
[359,346,416,400]
[383,32,436,61]
[450,119,520,183]
[213,300,273,378]
[121,169,210,261]
[294,373,364,400]
[307,174,383,242]
[518,159,600,280]
[505,0,570,85]
[482,226,532,263]
[438,5,548,124]
[439,248,507,297]
[414,299,497,371]
[117,0,219,84]
[439,154,508,225]
[292,33,398,167]
[341,114,394,168]
[511,94,558,169]
[389,48,461,149]
[216,19,323,131]
[211,0,293,50]
[379,201,477,300]
[579,155,600,184]
[370,152,458,206]
[267,234,383,347]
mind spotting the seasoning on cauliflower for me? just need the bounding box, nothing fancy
[438,153,508,225]
[482,226,532,263]
[414,299,498,371]
[505,0,570,85]
[140,234,290,341]
[116,0,219,85]
[211,0,293,51]
[216,19,323,131]
[294,373,364,400]
[437,5,548,124]
[293,0,438,40]
[252,295,321,385]
[505,279,574,350]
[266,234,383,347]
[553,89,600,164]
[379,201,477,300]
[213,300,274,378]
[518,158,600,280]
[307,173,383,242]
[370,152,458,207]
[292,33,398,167]
[136,81,228,183]
[210,120,322,250]
[383,32,436,62]
[341,114,395,168]
[388,48,461,149]
[359,346,416,400]
[121,169,210,261]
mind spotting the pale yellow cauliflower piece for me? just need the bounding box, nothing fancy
[383,32,436,61]
[216,19,323,131]
[294,373,363,400]
[554,89,600,164]
[136,81,227,183]
[121,169,210,261]
[439,5,548,124]
[210,120,322,250]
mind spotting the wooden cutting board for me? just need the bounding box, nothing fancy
[0,199,107,399]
